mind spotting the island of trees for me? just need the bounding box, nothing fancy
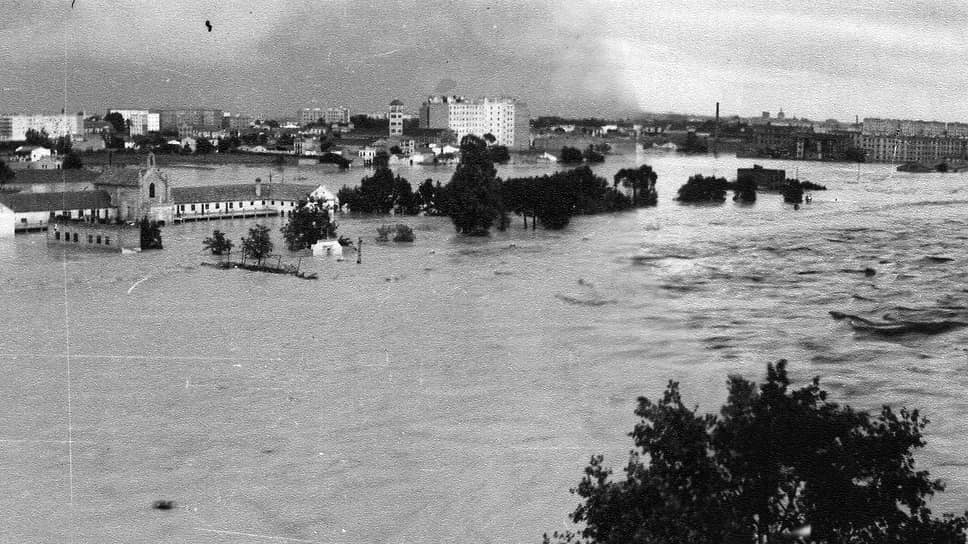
[336,135,659,235]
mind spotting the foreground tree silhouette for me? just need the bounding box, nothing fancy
[545,361,968,544]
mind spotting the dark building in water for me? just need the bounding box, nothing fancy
[737,165,786,190]
[46,218,139,252]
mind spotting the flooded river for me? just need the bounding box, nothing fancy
[2,153,968,542]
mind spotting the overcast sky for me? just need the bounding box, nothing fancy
[1,0,964,122]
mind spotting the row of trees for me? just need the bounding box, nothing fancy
[203,200,338,263]
[545,361,968,544]
[334,136,659,235]
[560,145,606,164]
[675,175,826,204]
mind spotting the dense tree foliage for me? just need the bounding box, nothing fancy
[339,167,419,214]
[546,361,968,544]
[613,165,658,207]
[376,223,415,242]
[444,135,506,235]
[217,136,238,153]
[202,229,234,255]
[104,112,126,134]
[241,224,273,265]
[583,147,605,163]
[24,128,51,147]
[281,200,338,250]
[783,180,805,204]
[195,137,215,154]
[676,174,729,203]
[417,178,445,215]
[139,217,163,250]
[0,158,15,185]
[53,135,72,155]
[488,145,511,164]
[733,175,757,203]
[62,151,83,169]
[560,146,584,163]
[502,167,632,230]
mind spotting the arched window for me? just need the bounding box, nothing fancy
[149,183,156,198]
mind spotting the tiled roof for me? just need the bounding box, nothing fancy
[171,183,318,204]
[94,167,142,187]
[6,168,100,185]
[0,190,113,212]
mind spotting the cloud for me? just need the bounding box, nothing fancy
[2,0,967,120]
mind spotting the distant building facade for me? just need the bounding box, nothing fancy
[388,100,404,137]
[0,113,84,142]
[107,109,161,135]
[159,109,223,132]
[860,117,968,162]
[419,96,530,150]
[325,107,350,124]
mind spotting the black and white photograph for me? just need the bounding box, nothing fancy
[2,1,968,542]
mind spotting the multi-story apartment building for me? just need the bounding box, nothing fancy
[860,117,968,162]
[107,109,160,135]
[389,100,404,137]
[419,96,530,150]
[223,113,253,132]
[159,109,223,132]
[0,113,85,142]
[298,108,325,126]
[325,107,350,125]
[298,107,351,126]
[859,134,966,163]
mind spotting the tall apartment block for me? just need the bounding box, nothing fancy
[389,99,404,137]
[107,109,160,135]
[159,109,223,132]
[299,107,351,126]
[0,113,85,142]
[419,96,530,151]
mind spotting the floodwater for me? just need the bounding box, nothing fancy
[3,153,968,543]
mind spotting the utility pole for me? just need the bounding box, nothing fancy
[714,102,720,156]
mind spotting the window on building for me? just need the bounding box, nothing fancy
[239,202,243,208]
[149,183,156,198]
[249,201,253,206]
[96,235,101,244]
[204,203,209,210]
[215,203,220,209]
[73,233,78,242]
[54,232,60,240]
[261,200,265,205]
[20,218,26,224]
[229,202,233,209]
[271,200,275,205]
[88,234,93,243]
[190,204,196,211]
[104,237,110,245]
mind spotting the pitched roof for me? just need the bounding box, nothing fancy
[171,183,318,204]
[5,168,100,186]
[94,167,142,187]
[0,190,113,212]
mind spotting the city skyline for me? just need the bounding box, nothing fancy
[1,0,964,123]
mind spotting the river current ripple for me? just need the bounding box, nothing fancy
[1,154,968,542]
